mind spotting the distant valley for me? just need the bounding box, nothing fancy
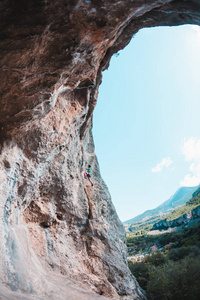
[124,185,200,225]
[126,186,200,299]
[124,185,200,235]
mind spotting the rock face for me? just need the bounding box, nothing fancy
[152,205,200,231]
[0,1,200,299]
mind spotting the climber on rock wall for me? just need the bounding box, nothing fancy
[84,165,93,186]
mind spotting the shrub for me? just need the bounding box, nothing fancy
[147,264,171,300]
[128,261,149,290]
[145,252,167,266]
[167,246,200,261]
[147,256,200,300]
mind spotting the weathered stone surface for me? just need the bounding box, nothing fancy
[0,0,200,299]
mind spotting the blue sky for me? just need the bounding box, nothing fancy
[93,25,200,222]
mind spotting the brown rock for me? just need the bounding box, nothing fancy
[0,0,200,299]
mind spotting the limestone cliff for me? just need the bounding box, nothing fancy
[0,1,200,299]
[152,205,200,231]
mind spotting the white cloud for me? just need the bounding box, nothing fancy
[181,137,200,161]
[180,174,200,187]
[152,157,173,173]
[191,25,200,37]
[180,137,200,187]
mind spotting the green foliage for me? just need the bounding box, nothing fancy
[167,246,200,261]
[186,193,200,207]
[127,189,200,298]
[145,252,166,266]
[128,222,200,299]
[128,261,149,290]
[127,189,200,235]
[127,221,200,253]
[147,264,171,300]
[165,204,200,221]
[129,253,200,299]
[126,215,162,236]
[147,256,200,300]
[164,188,200,221]
[166,206,191,221]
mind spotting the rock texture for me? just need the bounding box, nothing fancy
[0,1,200,299]
[152,205,200,231]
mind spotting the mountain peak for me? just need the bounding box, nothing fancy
[124,185,200,225]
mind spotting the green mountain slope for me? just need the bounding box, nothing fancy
[165,186,200,221]
[124,185,199,225]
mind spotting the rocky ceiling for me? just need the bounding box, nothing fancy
[1,0,200,137]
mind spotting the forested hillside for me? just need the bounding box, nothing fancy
[124,186,199,225]
[127,222,200,299]
[126,187,200,235]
